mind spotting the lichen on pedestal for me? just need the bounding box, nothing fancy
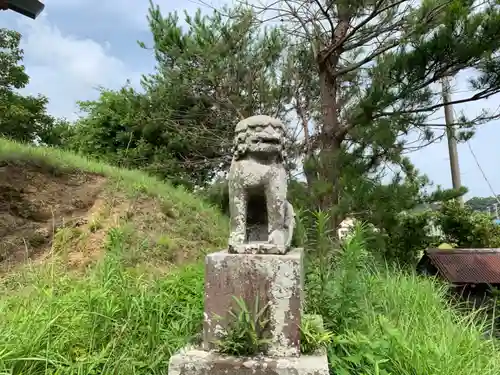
[168,348,330,375]
[203,249,304,357]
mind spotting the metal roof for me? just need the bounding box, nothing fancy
[3,0,45,19]
[424,248,500,284]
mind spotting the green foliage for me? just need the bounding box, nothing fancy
[249,0,500,225]
[357,199,500,266]
[303,210,338,306]
[204,179,230,215]
[0,228,205,374]
[467,195,499,213]
[145,3,288,119]
[378,209,440,265]
[291,149,467,253]
[437,200,500,248]
[38,118,74,147]
[0,28,56,143]
[304,221,500,375]
[63,4,290,187]
[213,296,271,356]
[291,161,465,265]
[340,163,431,229]
[306,222,374,329]
[65,87,199,186]
[299,315,334,355]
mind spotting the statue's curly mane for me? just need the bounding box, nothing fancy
[232,126,287,161]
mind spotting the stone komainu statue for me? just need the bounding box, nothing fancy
[227,115,295,254]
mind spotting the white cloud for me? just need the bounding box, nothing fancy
[15,14,141,119]
[39,0,150,28]
[7,0,228,119]
[39,0,224,30]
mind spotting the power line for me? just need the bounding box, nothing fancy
[465,141,500,204]
[450,106,500,204]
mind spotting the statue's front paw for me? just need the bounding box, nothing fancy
[268,229,286,248]
[228,231,245,248]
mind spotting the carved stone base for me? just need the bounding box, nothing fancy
[203,249,304,357]
[168,347,329,375]
[228,242,288,255]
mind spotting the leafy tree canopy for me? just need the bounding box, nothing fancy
[466,195,500,213]
[242,0,500,226]
[65,3,292,187]
[58,0,500,236]
[0,28,55,143]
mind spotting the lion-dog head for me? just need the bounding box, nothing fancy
[232,115,287,162]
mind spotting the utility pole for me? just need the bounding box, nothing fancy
[442,76,464,207]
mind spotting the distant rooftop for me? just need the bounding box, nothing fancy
[418,248,500,284]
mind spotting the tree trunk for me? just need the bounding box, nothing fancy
[317,66,343,231]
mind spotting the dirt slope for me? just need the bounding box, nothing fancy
[0,140,228,273]
[0,160,105,264]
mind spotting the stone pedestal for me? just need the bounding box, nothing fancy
[203,248,304,357]
[168,347,329,375]
[166,248,330,375]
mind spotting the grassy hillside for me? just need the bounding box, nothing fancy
[0,138,228,374]
[0,138,228,273]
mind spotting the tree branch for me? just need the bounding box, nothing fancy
[319,0,407,64]
[379,88,500,118]
[334,40,400,77]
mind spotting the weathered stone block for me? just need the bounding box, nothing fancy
[203,248,304,357]
[230,243,287,255]
[168,347,329,375]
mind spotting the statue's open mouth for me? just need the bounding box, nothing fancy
[250,138,280,145]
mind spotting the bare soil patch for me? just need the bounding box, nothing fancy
[0,160,106,268]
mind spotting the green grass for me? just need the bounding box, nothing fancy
[0,138,228,269]
[0,228,204,374]
[2,139,500,374]
[306,224,500,375]
[0,139,226,373]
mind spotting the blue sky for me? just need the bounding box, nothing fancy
[2,0,500,199]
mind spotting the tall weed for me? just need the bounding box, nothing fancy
[303,213,500,375]
[0,227,204,374]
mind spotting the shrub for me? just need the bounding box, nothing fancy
[0,227,204,374]
[437,200,500,248]
[212,296,271,356]
[204,179,230,215]
[358,200,500,267]
[304,218,500,375]
[300,314,334,355]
